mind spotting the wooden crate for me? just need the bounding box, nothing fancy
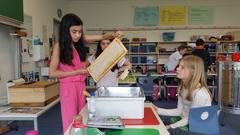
[8,81,59,107]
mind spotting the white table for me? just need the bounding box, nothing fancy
[0,98,60,131]
[64,102,169,135]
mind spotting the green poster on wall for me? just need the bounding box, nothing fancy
[188,6,213,25]
[134,7,159,26]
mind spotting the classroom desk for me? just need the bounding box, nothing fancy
[64,102,169,135]
[0,98,60,131]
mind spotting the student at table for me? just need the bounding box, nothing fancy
[154,55,211,135]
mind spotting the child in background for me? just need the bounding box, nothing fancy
[165,45,187,72]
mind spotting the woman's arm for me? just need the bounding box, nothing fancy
[48,43,88,78]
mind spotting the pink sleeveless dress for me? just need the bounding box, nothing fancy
[58,48,86,132]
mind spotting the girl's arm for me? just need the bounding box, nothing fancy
[118,59,132,72]
[84,31,123,43]
[156,95,183,116]
[169,88,212,129]
[48,43,88,78]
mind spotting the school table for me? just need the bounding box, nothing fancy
[64,102,170,135]
[0,97,60,131]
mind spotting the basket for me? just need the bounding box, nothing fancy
[162,32,175,41]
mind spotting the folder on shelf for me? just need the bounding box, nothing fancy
[87,38,128,82]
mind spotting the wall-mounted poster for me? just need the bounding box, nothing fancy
[189,6,213,25]
[134,7,159,26]
[160,6,186,25]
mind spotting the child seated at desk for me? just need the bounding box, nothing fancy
[153,55,211,135]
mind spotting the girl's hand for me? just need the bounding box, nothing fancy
[166,125,171,129]
[115,31,124,40]
[152,104,159,113]
[76,69,89,75]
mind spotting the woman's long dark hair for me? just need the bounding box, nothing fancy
[59,13,87,65]
[95,39,118,72]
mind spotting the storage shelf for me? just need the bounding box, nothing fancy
[132,63,157,66]
[159,52,175,55]
[216,52,238,54]
[129,53,158,55]
[87,26,240,31]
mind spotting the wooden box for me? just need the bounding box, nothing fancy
[8,81,59,107]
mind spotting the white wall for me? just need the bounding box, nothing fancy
[23,0,69,40]
[68,0,240,41]
[0,0,69,99]
[22,0,69,72]
[0,24,20,99]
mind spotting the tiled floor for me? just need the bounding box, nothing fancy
[4,100,240,135]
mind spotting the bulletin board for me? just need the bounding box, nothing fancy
[134,7,159,26]
[188,6,213,25]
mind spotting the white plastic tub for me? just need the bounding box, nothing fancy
[86,87,145,119]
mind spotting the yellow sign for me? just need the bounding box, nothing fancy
[160,6,186,25]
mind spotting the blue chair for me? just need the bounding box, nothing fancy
[137,76,153,97]
[189,105,220,135]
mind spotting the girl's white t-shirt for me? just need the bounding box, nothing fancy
[157,87,211,128]
[88,55,126,87]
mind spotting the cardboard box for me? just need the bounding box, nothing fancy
[226,31,240,41]
[8,81,59,107]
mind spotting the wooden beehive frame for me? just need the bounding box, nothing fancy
[87,38,128,82]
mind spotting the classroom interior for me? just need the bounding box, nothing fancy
[1,0,240,135]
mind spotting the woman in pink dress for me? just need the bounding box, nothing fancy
[49,13,122,132]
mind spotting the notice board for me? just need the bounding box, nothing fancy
[134,7,159,26]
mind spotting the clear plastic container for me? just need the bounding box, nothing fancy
[88,96,96,119]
